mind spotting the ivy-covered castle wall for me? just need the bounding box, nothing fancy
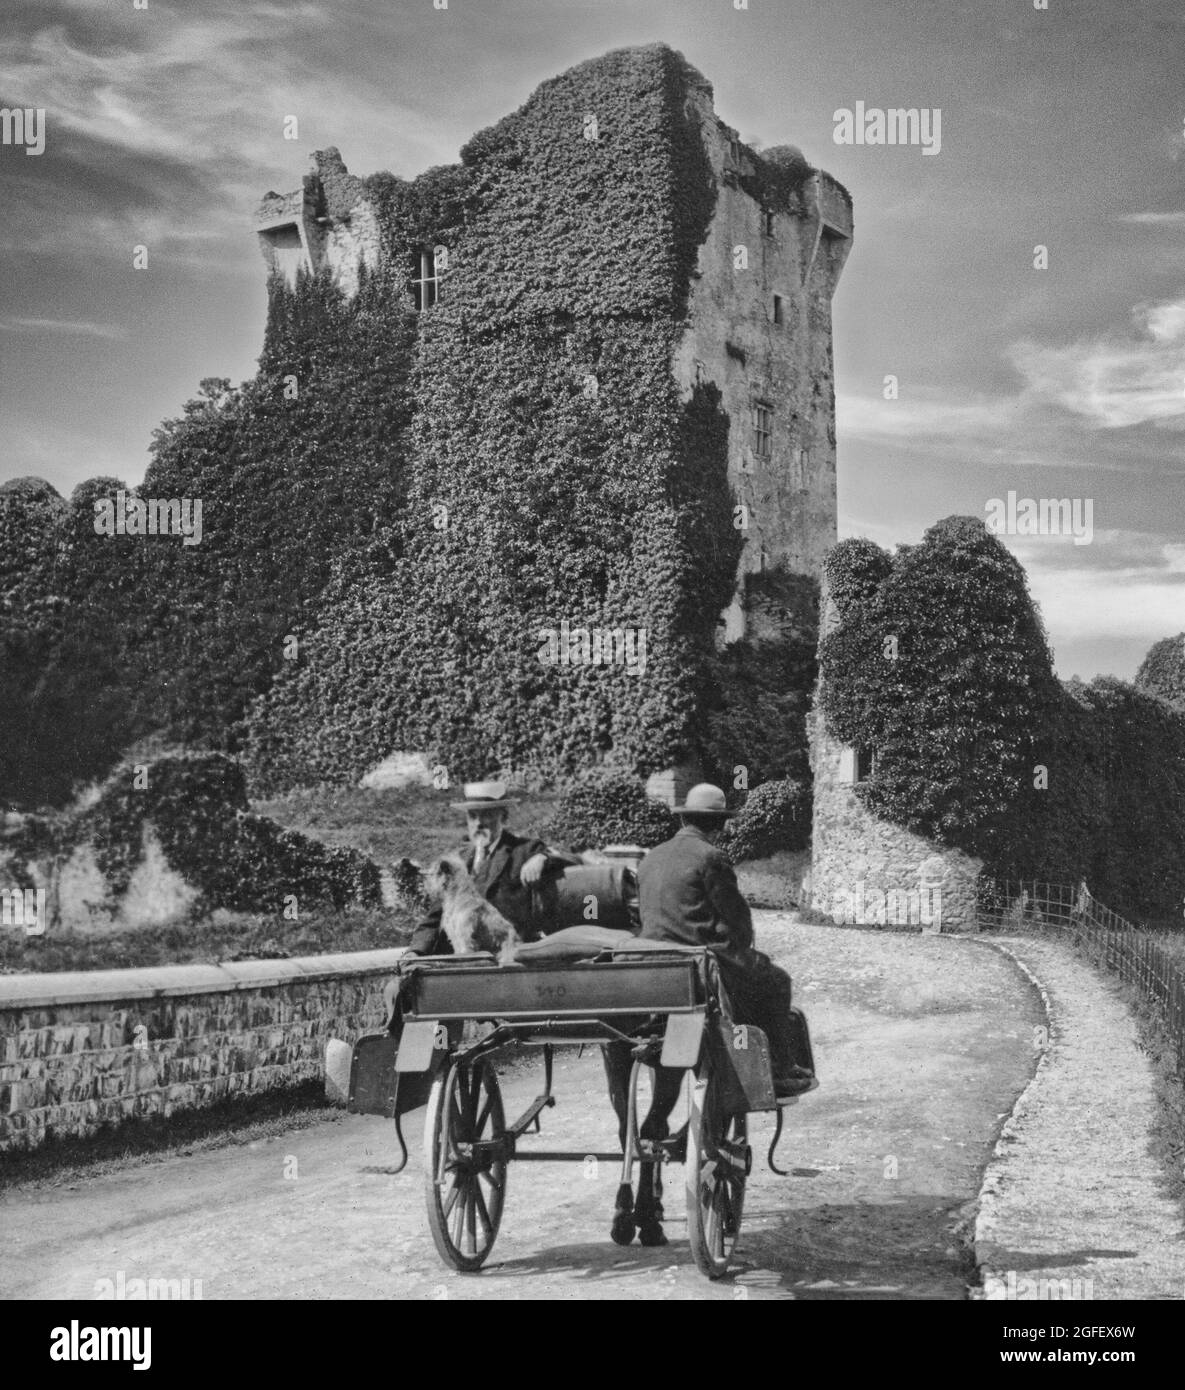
[0,45,850,807]
[671,92,849,638]
[243,43,850,792]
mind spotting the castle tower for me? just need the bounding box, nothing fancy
[249,46,853,792]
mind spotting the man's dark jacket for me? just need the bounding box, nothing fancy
[637,824,802,1080]
[408,831,580,955]
[637,825,756,972]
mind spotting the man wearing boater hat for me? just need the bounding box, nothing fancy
[384,780,579,1032]
[638,782,814,1099]
[407,780,581,955]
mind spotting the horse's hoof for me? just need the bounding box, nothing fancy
[638,1221,668,1247]
[610,1182,636,1245]
[610,1213,637,1246]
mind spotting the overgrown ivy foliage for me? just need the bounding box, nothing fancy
[819,516,1185,922]
[0,479,67,802]
[820,517,1057,864]
[23,753,381,917]
[703,567,819,788]
[1039,677,1185,925]
[0,477,151,805]
[1135,633,1185,710]
[246,45,744,790]
[136,270,416,750]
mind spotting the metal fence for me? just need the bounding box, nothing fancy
[976,878,1185,1073]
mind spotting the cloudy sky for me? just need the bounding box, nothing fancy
[1,0,1182,680]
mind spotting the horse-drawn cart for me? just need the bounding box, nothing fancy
[348,936,815,1281]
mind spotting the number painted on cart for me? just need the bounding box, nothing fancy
[433,1024,449,1050]
[534,984,569,1001]
[732,1025,749,1051]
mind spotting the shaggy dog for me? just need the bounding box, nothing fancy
[424,853,520,963]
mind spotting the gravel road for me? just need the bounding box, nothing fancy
[0,916,1042,1300]
[973,935,1185,1301]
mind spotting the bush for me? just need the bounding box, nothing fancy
[819,516,1058,864]
[0,476,147,806]
[74,752,381,916]
[817,516,1185,922]
[719,778,809,863]
[702,567,818,787]
[543,771,677,852]
[1135,633,1185,710]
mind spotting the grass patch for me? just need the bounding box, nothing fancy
[0,1080,341,1191]
[253,783,563,866]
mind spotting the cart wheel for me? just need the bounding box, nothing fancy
[424,1058,507,1272]
[685,1074,748,1280]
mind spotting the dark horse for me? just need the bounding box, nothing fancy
[601,1043,684,1246]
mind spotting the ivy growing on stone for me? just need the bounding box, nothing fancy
[818,515,1185,923]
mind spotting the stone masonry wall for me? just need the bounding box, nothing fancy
[808,713,983,932]
[0,949,404,1153]
[673,100,851,642]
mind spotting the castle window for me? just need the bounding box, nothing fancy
[839,746,875,784]
[773,294,785,326]
[763,208,776,237]
[729,138,743,165]
[412,248,440,311]
[750,400,773,459]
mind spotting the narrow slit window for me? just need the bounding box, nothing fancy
[764,208,776,237]
[773,294,785,326]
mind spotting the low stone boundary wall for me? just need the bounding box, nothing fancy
[0,949,406,1153]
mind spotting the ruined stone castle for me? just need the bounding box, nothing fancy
[243,44,852,798]
[255,47,851,646]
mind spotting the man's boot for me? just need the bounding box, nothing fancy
[766,1009,816,1099]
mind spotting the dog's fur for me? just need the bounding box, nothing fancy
[423,853,520,963]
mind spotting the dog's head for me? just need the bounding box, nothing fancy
[424,852,468,903]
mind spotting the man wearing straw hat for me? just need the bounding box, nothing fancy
[407,779,580,955]
[638,783,814,1099]
[384,780,579,1031]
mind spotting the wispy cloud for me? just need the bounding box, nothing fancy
[1118,211,1185,226]
[1028,561,1185,649]
[838,391,1024,442]
[1,315,128,339]
[840,295,1185,462]
[836,519,1185,675]
[1010,297,1185,430]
